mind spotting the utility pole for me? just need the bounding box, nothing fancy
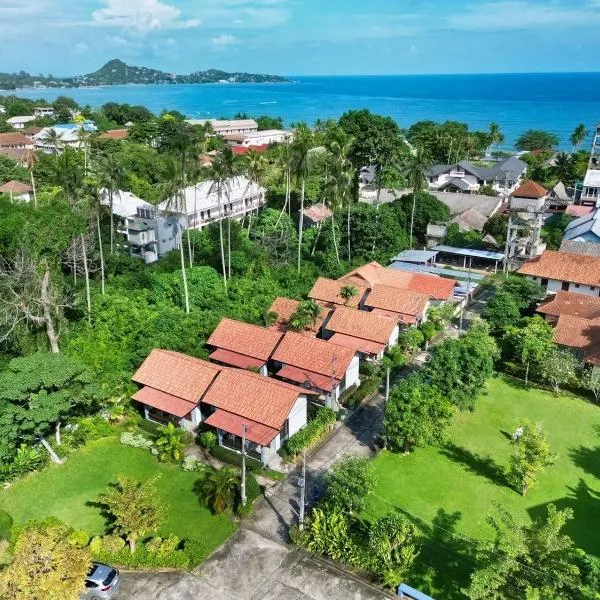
[241,424,247,507]
[298,449,306,530]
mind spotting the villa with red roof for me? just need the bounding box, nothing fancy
[340,261,455,302]
[267,296,331,337]
[271,331,360,408]
[201,368,312,465]
[308,277,368,309]
[324,306,399,360]
[132,349,222,429]
[363,285,430,326]
[207,318,283,375]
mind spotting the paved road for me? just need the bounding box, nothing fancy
[118,394,394,599]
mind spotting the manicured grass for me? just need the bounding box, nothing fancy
[0,437,237,553]
[368,376,600,597]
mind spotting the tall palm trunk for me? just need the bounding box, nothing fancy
[297,179,305,273]
[178,224,190,314]
[331,213,340,265]
[81,234,91,324]
[347,192,352,262]
[109,189,115,254]
[228,216,232,279]
[410,190,417,248]
[40,266,60,354]
[96,210,105,295]
[217,189,228,292]
[30,171,37,208]
[276,168,290,228]
[371,185,382,256]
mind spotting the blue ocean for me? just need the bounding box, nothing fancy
[13,72,600,149]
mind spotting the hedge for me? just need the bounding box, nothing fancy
[283,407,336,457]
[340,376,380,409]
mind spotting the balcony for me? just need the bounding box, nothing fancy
[128,229,156,246]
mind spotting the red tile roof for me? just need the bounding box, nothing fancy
[341,262,455,301]
[512,180,548,199]
[0,147,27,162]
[204,409,278,446]
[207,318,283,361]
[132,387,195,418]
[209,348,265,370]
[276,364,339,393]
[0,180,32,194]
[202,368,309,430]
[364,285,429,320]
[304,202,333,223]
[517,251,600,287]
[99,129,129,140]
[132,349,221,403]
[326,306,396,344]
[371,308,418,324]
[328,333,386,356]
[267,297,329,335]
[22,126,43,135]
[0,132,30,147]
[566,205,593,218]
[537,291,600,320]
[308,277,367,308]
[232,144,268,155]
[272,332,355,379]
[553,315,600,363]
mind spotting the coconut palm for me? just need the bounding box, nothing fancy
[94,152,126,254]
[76,127,91,175]
[276,140,293,226]
[41,127,62,157]
[339,284,358,306]
[553,152,575,185]
[488,122,504,155]
[90,188,106,295]
[198,466,239,514]
[291,124,314,273]
[569,124,587,152]
[25,149,38,207]
[161,156,190,314]
[242,150,266,232]
[404,146,429,248]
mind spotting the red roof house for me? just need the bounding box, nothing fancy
[364,285,430,325]
[308,277,368,309]
[267,296,330,336]
[207,318,283,374]
[99,129,129,140]
[271,332,359,404]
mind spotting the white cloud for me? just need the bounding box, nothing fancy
[211,34,237,46]
[92,0,200,32]
[446,1,600,31]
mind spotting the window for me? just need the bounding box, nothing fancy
[561,282,569,291]
[541,278,548,287]
[591,287,596,291]
[575,283,580,289]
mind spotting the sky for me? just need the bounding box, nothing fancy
[1,0,600,76]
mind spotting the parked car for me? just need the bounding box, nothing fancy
[81,563,120,599]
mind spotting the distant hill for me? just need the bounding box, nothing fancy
[0,59,289,90]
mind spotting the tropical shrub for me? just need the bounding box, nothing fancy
[197,467,239,514]
[397,328,425,354]
[67,529,90,549]
[120,431,154,451]
[182,455,204,472]
[324,457,376,513]
[155,422,188,462]
[199,430,217,450]
[284,407,336,456]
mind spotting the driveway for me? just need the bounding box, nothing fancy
[117,394,394,599]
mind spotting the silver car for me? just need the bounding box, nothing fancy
[81,563,120,600]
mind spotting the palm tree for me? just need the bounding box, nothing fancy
[291,124,313,273]
[90,188,106,295]
[94,152,126,254]
[25,149,38,207]
[155,422,186,462]
[404,146,429,248]
[41,127,62,157]
[339,284,358,306]
[569,124,587,153]
[276,140,294,226]
[487,122,504,156]
[76,127,91,175]
[301,299,322,326]
[242,150,266,232]
[553,152,575,185]
[198,466,239,514]
[161,156,191,314]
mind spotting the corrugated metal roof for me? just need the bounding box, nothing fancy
[432,245,505,261]
[389,261,485,281]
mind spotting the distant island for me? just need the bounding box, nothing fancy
[0,59,290,90]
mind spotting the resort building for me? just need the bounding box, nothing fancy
[323,306,399,361]
[580,122,600,206]
[303,202,333,228]
[33,106,55,118]
[271,332,359,408]
[132,349,221,430]
[363,285,430,326]
[207,318,283,376]
[425,156,527,195]
[563,207,600,245]
[340,262,456,303]
[559,240,600,257]
[157,177,266,231]
[537,290,600,324]
[517,250,600,296]
[267,297,331,337]
[6,115,36,130]
[224,129,291,148]
[0,180,33,202]
[186,118,258,136]
[201,368,311,466]
[509,180,548,212]
[0,132,33,150]
[34,121,98,153]
[308,277,368,309]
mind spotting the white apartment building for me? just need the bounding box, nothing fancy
[158,176,266,230]
[224,129,292,148]
[33,106,56,118]
[7,115,36,130]
[186,118,258,136]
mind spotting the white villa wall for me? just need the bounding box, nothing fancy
[344,355,361,390]
[287,395,308,438]
[388,325,400,348]
[527,276,600,297]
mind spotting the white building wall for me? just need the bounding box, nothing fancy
[287,395,308,438]
[388,325,400,348]
[344,355,361,390]
[528,276,600,297]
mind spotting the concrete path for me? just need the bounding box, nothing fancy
[117,394,393,599]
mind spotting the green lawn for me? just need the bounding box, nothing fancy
[0,437,237,553]
[368,376,600,597]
